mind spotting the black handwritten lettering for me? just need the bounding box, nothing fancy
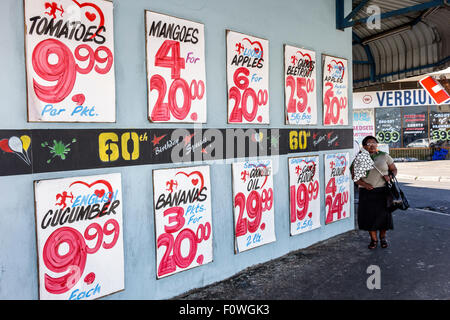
[324,75,343,84]
[40,200,121,229]
[297,164,316,184]
[286,59,315,77]
[149,20,199,44]
[28,16,107,45]
[331,167,345,177]
[231,55,264,69]
[155,187,208,210]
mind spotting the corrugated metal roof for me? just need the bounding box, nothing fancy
[352,0,450,88]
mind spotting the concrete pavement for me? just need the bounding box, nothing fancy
[396,160,450,182]
[398,179,450,215]
[174,161,450,300]
[396,160,450,215]
[175,208,450,300]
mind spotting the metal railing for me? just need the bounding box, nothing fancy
[390,147,450,161]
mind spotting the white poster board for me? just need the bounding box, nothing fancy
[226,30,269,124]
[34,173,124,300]
[353,108,375,146]
[353,89,439,109]
[146,11,207,123]
[324,153,351,224]
[232,159,276,252]
[152,165,213,278]
[322,55,348,126]
[284,45,317,125]
[288,156,321,235]
[24,0,115,122]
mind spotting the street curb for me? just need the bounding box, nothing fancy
[417,176,440,182]
[397,174,417,180]
[397,174,450,182]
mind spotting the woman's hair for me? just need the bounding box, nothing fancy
[362,135,378,146]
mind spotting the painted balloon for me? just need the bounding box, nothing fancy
[8,136,23,153]
[20,135,31,151]
[0,139,13,153]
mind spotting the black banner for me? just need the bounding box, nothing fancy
[0,128,353,177]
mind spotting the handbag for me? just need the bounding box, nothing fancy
[385,174,409,212]
[371,164,409,212]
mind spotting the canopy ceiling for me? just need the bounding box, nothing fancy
[337,0,450,88]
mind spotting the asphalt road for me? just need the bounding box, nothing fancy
[398,179,450,215]
[175,178,450,300]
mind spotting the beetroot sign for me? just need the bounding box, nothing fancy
[284,45,317,125]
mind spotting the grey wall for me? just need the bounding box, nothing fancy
[0,0,353,299]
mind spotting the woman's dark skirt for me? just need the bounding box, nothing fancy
[357,187,394,231]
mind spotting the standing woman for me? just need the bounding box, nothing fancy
[355,136,398,249]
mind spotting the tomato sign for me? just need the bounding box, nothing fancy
[24,0,116,122]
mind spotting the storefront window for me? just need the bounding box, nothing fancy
[375,108,401,148]
[430,105,450,148]
[402,106,428,148]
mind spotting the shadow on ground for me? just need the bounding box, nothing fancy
[175,209,450,300]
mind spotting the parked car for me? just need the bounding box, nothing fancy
[406,138,439,148]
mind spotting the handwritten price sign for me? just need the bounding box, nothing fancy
[324,153,350,224]
[431,129,450,142]
[153,165,213,278]
[284,45,317,125]
[288,156,321,236]
[376,130,400,144]
[226,31,269,124]
[146,12,207,123]
[24,0,115,122]
[34,173,124,300]
[353,109,375,145]
[232,160,276,253]
[322,55,348,126]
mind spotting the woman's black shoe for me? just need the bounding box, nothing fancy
[380,237,388,248]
